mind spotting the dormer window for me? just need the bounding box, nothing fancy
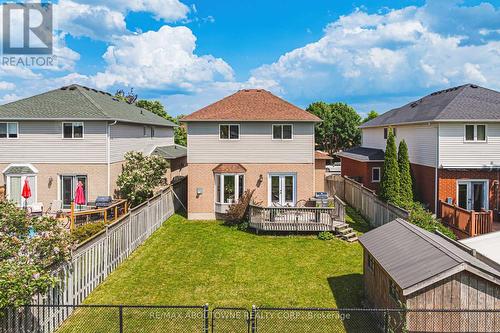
[219,124,239,140]
[465,124,486,142]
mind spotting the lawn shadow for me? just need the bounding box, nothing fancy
[328,274,382,332]
[345,206,372,234]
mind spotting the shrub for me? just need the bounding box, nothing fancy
[318,231,335,240]
[398,140,413,208]
[380,130,400,206]
[0,201,73,308]
[407,203,456,240]
[71,222,106,243]
[225,189,255,225]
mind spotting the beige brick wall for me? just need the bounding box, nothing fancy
[188,163,315,220]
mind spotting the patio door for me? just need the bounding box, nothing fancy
[269,174,296,206]
[457,180,488,211]
[60,175,88,209]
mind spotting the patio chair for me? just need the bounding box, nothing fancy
[46,200,63,217]
[28,202,44,217]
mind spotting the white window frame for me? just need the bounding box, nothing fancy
[456,179,489,211]
[58,174,89,209]
[219,124,240,140]
[4,164,38,207]
[272,124,293,140]
[383,127,396,140]
[0,122,19,139]
[214,173,245,204]
[371,167,381,183]
[464,124,487,142]
[62,122,84,139]
[267,173,297,206]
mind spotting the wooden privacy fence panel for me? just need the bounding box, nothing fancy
[326,175,409,228]
[22,178,187,333]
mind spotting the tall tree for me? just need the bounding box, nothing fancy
[398,139,413,208]
[379,130,400,206]
[306,102,361,156]
[362,110,378,123]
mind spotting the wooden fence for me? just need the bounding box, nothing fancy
[440,200,493,239]
[326,175,409,228]
[3,178,187,333]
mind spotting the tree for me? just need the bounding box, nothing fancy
[0,202,73,308]
[379,130,400,205]
[398,140,413,208]
[306,102,361,156]
[117,151,169,207]
[362,110,378,123]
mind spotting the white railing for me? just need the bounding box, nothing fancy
[5,178,187,333]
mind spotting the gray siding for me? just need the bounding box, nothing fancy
[110,123,174,163]
[0,121,107,163]
[187,122,315,164]
[439,122,500,168]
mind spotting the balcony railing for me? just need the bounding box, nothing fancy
[439,201,493,239]
[70,199,128,230]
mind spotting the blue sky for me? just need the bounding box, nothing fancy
[1,0,500,117]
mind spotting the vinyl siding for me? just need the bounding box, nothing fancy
[439,122,500,168]
[0,121,107,163]
[110,123,174,163]
[362,124,437,167]
[187,122,315,164]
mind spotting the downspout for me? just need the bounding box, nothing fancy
[434,124,440,215]
[107,121,118,196]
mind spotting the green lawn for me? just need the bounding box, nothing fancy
[57,208,370,332]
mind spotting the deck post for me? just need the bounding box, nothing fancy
[70,201,75,231]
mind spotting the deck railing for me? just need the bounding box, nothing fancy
[439,201,493,238]
[249,196,346,231]
[70,199,128,230]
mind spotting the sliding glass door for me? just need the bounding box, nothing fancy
[457,180,488,211]
[60,175,88,209]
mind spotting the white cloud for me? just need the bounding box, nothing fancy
[250,2,500,107]
[90,25,234,90]
[0,82,15,90]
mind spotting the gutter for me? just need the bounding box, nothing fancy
[435,124,440,215]
[107,120,118,196]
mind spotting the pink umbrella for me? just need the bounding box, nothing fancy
[74,181,86,210]
[21,178,31,210]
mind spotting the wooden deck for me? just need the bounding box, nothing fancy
[249,196,346,232]
[439,201,493,239]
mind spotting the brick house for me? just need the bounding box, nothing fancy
[181,89,329,220]
[338,84,500,237]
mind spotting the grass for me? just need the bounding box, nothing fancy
[57,209,370,332]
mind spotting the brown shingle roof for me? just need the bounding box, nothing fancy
[315,151,333,160]
[212,163,247,173]
[181,89,321,122]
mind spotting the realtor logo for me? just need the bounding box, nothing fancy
[2,3,53,55]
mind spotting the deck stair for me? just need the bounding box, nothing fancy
[335,224,358,242]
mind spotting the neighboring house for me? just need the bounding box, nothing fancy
[181,89,326,220]
[359,219,500,332]
[0,84,184,210]
[338,84,500,235]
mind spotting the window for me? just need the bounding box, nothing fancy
[465,124,486,142]
[383,127,396,139]
[367,254,375,272]
[219,124,239,140]
[60,175,88,209]
[62,122,84,139]
[0,122,18,138]
[272,124,293,140]
[372,167,381,183]
[143,126,148,137]
[151,127,155,138]
[7,175,36,207]
[215,173,244,204]
[389,280,400,303]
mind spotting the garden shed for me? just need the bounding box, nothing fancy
[359,218,500,332]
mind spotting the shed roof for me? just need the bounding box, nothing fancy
[361,84,500,128]
[336,147,385,162]
[0,84,176,127]
[181,89,321,122]
[359,219,500,295]
[151,145,187,160]
[315,151,333,160]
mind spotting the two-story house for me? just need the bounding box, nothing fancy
[0,84,185,211]
[181,89,325,220]
[338,84,500,228]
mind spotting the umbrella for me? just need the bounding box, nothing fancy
[21,178,31,210]
[74,181,86,210]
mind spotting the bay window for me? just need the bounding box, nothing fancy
[215,173,244,204]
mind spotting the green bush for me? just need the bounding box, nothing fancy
[71,222,106,243]
[380,130,400,206]
[407,203,456,240]
[398,140,413,208]
[318,231,335,240]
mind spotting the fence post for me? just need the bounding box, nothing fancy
[384,310,389,333]
[251,305,257,333]
[119,306,124,333]
[203,304,209,333]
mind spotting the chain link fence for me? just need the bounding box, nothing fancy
[2,305,500,332]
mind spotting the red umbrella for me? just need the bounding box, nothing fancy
[21,178,31,209]
[74,181,86,208]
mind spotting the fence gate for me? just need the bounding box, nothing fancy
[212,308,250,333]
